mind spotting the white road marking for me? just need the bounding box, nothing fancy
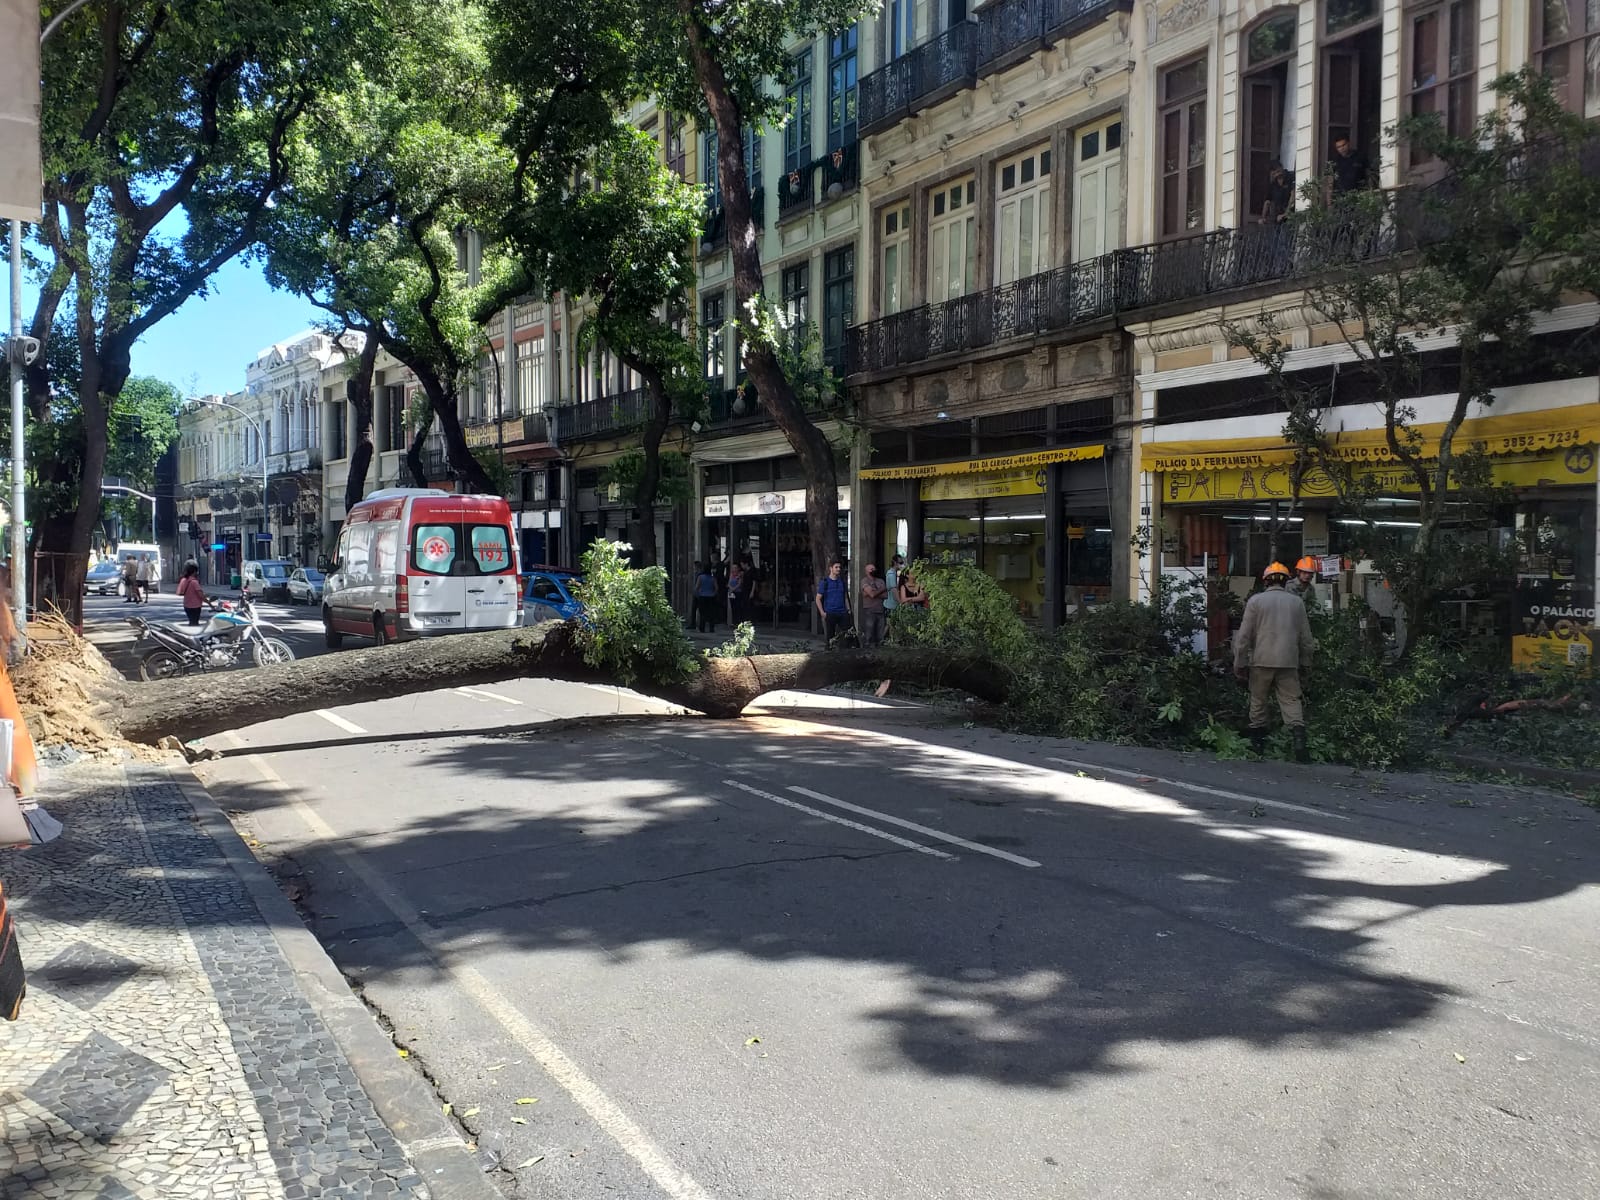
[1044,756,1349,821]
[573,681,682,712]
[224,741,715,1200]
[313,709,367,735]
[789,786,1041,869]
[455,686,524,706]
[720,779,955,861]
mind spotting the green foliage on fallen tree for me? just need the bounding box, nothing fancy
[572,540,699,685]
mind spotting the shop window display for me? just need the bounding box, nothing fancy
[921,512,1048,620]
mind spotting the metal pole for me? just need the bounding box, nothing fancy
[9,219,25,626]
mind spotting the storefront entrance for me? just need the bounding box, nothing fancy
[863,444,1112,625]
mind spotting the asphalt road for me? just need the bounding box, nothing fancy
[152,628,1600,1200]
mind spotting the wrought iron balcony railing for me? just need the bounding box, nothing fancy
[552,389,654,442]
[845,194,1417,376]
[863,3,1128,137]
[819,142,860,202]
[777,163,816,221]
[976,0,1048,76]
[859,21,977,137]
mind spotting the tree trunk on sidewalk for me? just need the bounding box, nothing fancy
[95,626,1006,745]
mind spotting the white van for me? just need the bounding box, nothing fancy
[322,489,523,648]
[114,542,163,592]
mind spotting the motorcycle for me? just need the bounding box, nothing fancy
[127,590,296,682]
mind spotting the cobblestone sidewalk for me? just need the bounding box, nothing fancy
[0,761,482,1200]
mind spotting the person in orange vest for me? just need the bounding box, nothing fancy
[1287,555,1319,600]
[1234,562,1316,762]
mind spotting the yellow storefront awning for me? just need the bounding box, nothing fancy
[1140,406,1600,474]
[1163,447,1598,505]
[861,443,1105,482]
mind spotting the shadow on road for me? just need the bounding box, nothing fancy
[127,712,1600,1094]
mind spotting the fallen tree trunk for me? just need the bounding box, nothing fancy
[95,622,1009,745]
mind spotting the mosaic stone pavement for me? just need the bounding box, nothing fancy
[0,762,429,1199]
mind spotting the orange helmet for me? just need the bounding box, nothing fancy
[1262,562,1290,581]
[1295,555,1318,573]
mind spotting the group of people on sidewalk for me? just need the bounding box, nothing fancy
[118,555,158,604]
[692,555,929,648]
[1232,555,1322,762]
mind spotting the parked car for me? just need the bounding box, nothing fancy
[240,559,294,601]
[322,489,522,648]
[521,568,584,625]
[286,567,325,606]
[84,560,122,596]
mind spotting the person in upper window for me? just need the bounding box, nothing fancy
[1263,160,1295,223]
[1328,136,1372,197]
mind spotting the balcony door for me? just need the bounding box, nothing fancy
[928,177,976,302]
[1072,118,1122,262]
[994,146,1052,285]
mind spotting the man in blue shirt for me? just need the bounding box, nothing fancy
[693,562,718,633]
[814,560,853,647]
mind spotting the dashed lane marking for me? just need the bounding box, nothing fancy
[720,780,956,861]
[313,709,367,735]
[789,786,1041,869]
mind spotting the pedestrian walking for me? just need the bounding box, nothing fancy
[121,557,139,603]
[1233,561,1316,763]
[692,562,718,634]
[177,562,205,627]
[859,564,888,648]
[815,560,853,646]
[135,555,156,604]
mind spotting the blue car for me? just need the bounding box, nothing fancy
[521,568,584,625]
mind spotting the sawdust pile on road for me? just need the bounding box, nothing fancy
[12,613,125,753]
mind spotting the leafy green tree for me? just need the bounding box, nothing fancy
[22,0,403,589]
[1230,70,1600,651]
[630,0,869,581]
[261,0,525,498]
[508,127,706,565]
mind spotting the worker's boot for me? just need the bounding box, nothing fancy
[1291,726,1311,764]
[1248,727,1270,757]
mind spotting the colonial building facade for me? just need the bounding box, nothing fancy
[176,1,1600,658]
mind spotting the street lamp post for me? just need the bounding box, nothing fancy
[195,397,270,566]
[100,484,158,559]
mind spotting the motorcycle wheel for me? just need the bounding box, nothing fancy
[252,638,296,668]
[139,649,187,682]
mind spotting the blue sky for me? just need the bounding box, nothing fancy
[127,257,325,396]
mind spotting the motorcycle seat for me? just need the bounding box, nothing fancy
[155,626,207,649]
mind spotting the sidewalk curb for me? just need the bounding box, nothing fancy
[159,760,503,1200]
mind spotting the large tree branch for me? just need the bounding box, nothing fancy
[97,623,1010,744]
[130,51,248,237]
[118,92,308,348]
